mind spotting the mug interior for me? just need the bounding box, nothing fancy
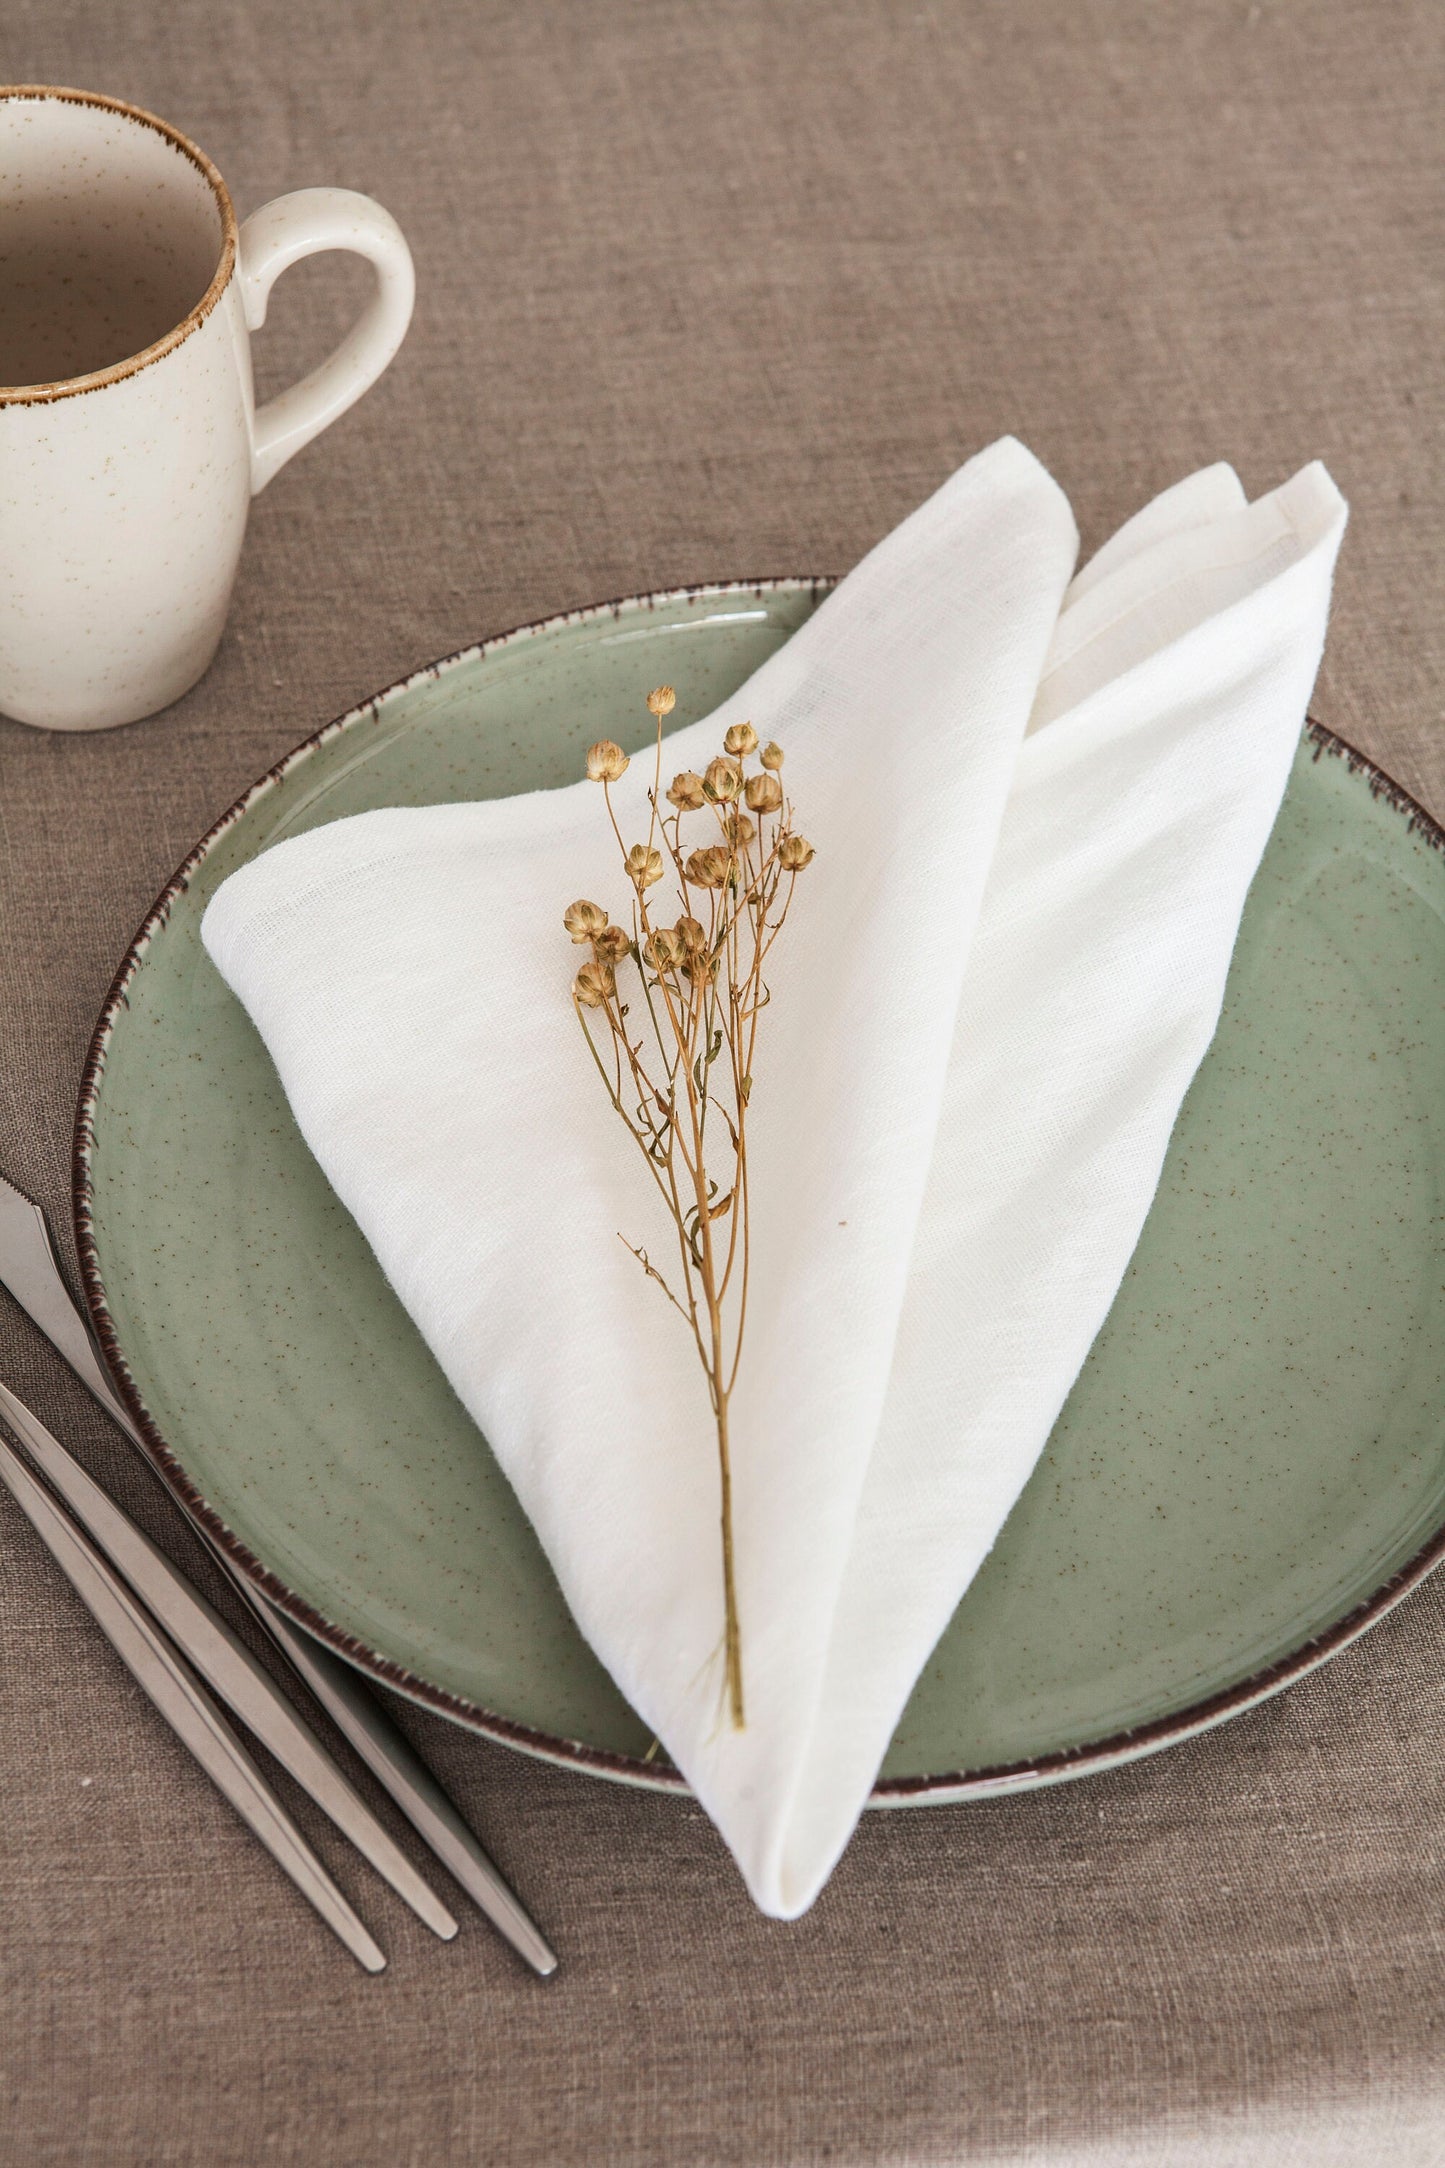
[0,90,232,394]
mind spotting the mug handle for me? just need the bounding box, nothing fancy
[237,188,415,494]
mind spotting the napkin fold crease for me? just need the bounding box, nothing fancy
[202,439,1346,1917]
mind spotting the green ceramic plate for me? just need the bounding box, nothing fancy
[75,584,1445,1803]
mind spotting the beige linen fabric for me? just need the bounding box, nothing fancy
[0,2,1441,2161]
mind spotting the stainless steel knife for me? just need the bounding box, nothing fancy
[0,1169,556,1978]
[0,1420,387,1974]
[0,1371,456,1942]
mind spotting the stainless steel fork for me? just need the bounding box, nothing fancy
[0,1169,556,1977]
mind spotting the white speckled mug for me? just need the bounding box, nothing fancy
[0,86,415,731]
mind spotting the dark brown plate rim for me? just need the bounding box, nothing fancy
[72,583,1445,1803]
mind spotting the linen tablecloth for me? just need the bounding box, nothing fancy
[1,4,1442,2161]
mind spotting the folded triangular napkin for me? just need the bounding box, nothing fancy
[202,439,1345,1917]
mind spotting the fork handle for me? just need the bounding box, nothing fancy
[101,1376,554,1974]
[1,1178,553,1973]
[260,1608,557,1977]
[0,1426,385,1972]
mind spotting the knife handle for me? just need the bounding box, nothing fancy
[0,1169,555,1974]
[0,1426,386,1972]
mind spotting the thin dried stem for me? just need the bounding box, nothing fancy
[564,691,813,1731]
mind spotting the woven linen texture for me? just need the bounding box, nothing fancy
[1,1,1442,2160]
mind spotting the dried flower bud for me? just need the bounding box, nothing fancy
[625,844,665,889]
[573,960,615,1008]
[723,811,756,847]
[703,757,741,803]
[674,915,707,953]
[594,924,631,962]
[563,898,608,944]
[778,833,815,870]
[760,741,784,771]
[685,845,730,889]
[646,685,677,718]
[586,739,629,782]
[667,770,706,811]
[644,928,684,970]
[744,773,783,814]
[723,721,758,756]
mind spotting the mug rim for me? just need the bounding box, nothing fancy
[0,84,239,408]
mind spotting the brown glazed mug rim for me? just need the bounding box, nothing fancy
[0,84,239,407]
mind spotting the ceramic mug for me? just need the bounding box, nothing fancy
[0,86,415,732]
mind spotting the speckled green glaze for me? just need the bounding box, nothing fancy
[75,586,1445,1801]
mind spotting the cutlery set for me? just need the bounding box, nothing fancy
[0,1169,555,1976]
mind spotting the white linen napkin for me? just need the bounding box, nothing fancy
[201,439,1345,1917]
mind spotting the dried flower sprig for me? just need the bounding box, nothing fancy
[564,684,814,1729]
